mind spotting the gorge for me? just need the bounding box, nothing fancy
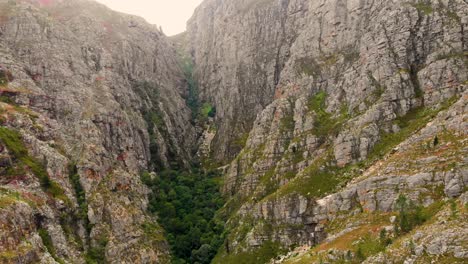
[0,0,467,263]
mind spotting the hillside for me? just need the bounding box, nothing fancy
[0,0,467,263]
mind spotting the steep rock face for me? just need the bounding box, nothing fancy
[217,94,467,262]
[0,0,195,262]
[187,0,308,161]
[186,0,468,261]
[188,0,467,167]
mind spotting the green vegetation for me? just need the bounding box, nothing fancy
[355,232,390,261]
[0,194,17,208]
[142,169,225,264]
[233,132,249,149]
[0,95,14,104]
[136,64,225,264]
[141,221,165,242]
[133,81,164,130]
[270,96,459,200]
[180,55,216,121]
[200,103,216,119]
[258,168,279,199]
[279,114,294,132]
[180,52,200,120]
[369,97,457,162]
[39,228,65,264]
[272,152,349,199]
[85,235,108,264]
[0,127,68,202]
[394,194,443,235]
[0,188,27,208]
[68,163,90,232]
[410,1,434,15]
[212,241,285,264]
[0,187,40,209]
[308,91,349,138]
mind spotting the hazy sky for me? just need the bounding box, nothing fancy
[95,0,204,36]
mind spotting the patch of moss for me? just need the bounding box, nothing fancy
[141,221,165,242]
[233,132,249,149]
[0,126,27,156]
[0,188,39,209]
[273,153,345,198]
[308,91,349,138]
[409,2,434,15]
[279,115,294,132]
[212,240,285,264]
[39,228,65,264]
[0,195,17,208]
[369,97,458,163]
[0,241,33,262]
[257,168,278,199]
[85,235,108,264]
[0,127,68,203]
[355,233,387,261]
[0,95,14,104]
[0,250,17,261]
[319,53,339,67]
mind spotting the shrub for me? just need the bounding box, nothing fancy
[200,103,216,118]
[85,236,108,264]
[68,163,91,232]
[39,228,65,264]
[393,194,442,235]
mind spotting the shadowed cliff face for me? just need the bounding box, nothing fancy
[0,0,195,262]
[186,0,306,162]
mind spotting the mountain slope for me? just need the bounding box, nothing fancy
[0,0,196,262]
[0,0,467,263]
[186,0,467,262]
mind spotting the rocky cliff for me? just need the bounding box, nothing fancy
[0,0,195,263]
[186,0,467,263]
[187,0,306,161]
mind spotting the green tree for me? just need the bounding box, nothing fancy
[142,169,225,263]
